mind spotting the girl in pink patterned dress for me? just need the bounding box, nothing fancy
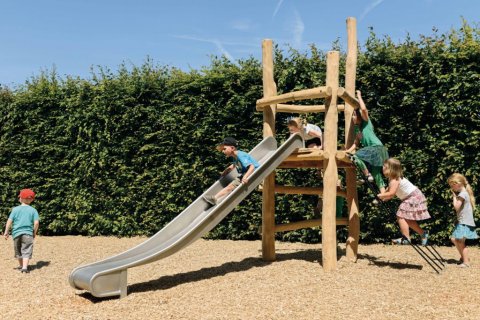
[377,158,431,245]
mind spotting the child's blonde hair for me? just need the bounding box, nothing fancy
[287,117,305,130]
[448,173,476,209]
[383,158,403,180]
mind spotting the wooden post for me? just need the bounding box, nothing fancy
[322,51,340,271]
[344,17,360,261]
[261,39,277,261]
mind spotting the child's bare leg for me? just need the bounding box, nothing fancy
[405,220,425,236]
[397,217,411,239]
[452,238,468,263]
[17,258,23,268]
[461,242,469,264]
[451,238,463,261]
[22,258,29,269]
[215,184,235,200]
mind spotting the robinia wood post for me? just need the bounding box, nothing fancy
[322,51,340,271]
[344,17,360,261]
[261,39,277,261]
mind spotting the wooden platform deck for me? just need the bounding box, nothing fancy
[277,148,354,169]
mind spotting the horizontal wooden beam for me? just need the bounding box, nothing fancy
[275,185,322,195]
[337,87,360,109]
[277,161,355,169]
[283,149,329,162]
[273,185,347,198]
[272,149,355,169]
[256,103,345,113]
[279,150,353,164]
[274,218,349,233]
[256,86,332,109]
[335,150,352,163]
[277,161,325,169]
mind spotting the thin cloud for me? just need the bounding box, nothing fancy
[173,34,256,47]
[359,0,386,21]
[212,39,234,61]
[231,19,253,31]
[173,35,235,62]
[273,0,285,18]
[292,9,305,47]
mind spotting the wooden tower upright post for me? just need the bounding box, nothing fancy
[257,18,360,269]
[344,17,360,261]
[322,51,340,271]
[261,39,277,261]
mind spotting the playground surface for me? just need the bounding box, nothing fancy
[1,236,479,319]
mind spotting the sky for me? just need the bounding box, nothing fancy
[1,0,479,87]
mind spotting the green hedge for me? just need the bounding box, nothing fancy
[0,22,479,245]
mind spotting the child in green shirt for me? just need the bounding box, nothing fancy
[346,90,389,193]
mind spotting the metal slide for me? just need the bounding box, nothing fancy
[69,134,303,298]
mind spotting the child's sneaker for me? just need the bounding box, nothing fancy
[21,268,29,274]
[421,232,429,246]
[459,263,470,268]
[203,195,217,205]
[392,238,409,245]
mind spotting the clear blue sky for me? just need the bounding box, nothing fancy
[1,0,479,87]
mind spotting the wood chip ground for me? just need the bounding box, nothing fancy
[1,236,478,319]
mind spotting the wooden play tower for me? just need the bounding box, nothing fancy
[256,17,361,271]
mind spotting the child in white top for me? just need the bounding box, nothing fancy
[377,158,430,245]
[448,173,478,267]
[287,117,323,149]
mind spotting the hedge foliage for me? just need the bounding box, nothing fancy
[0,22,478,245]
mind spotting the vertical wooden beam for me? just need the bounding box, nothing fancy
[261,39,277,261]
[344,17,360,262]
[322,51,340,271]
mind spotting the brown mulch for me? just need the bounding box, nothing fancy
[1,235,479,319]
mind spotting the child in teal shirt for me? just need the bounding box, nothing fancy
[204,137,260,205]
[4,189,40,273]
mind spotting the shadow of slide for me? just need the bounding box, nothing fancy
[128,249,321,295]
